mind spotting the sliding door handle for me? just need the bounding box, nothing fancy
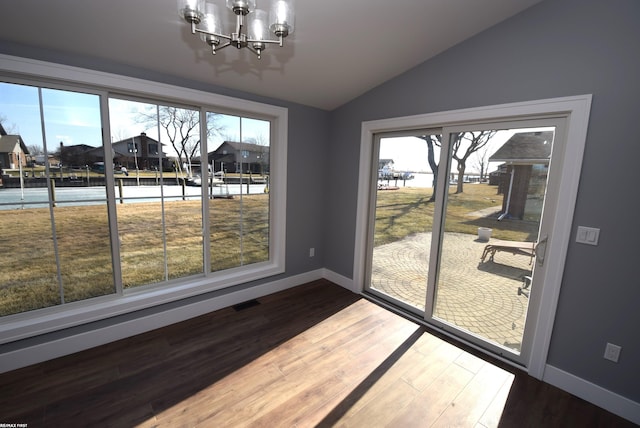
[535,235,548,267]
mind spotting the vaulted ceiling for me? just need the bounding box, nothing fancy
[0,0,542,110]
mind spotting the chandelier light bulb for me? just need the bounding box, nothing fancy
[178,0,205,23]
[270,0,295,37]
[226,0,256,15]
[199,3,224,50]
[249,9,269,58]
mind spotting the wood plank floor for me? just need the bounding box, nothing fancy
[0,280,635,427]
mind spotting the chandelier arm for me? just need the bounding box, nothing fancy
[246,38,282,45]
[194,27,233,42]
[214,41,233,52]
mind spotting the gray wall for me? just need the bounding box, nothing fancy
[326,0,639,403]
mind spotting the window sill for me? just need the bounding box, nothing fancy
[0,261,284,345]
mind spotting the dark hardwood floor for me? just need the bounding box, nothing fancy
[0,280,635,427]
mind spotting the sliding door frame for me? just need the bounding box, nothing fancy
[364,128,440,317]
[353,95,592,378]
[425,117,566,367]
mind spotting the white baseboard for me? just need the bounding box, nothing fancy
[0,269,325,374]
[544,364,640,425]
[322,268,356,292]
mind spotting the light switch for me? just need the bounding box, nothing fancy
[578,228,587,242]
[576,226,600,245]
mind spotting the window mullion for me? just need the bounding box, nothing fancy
[201,109,211,274]
[101,92,124,295]
[156,105,170,282]
[38,87,65,304]
[239,118,244,265]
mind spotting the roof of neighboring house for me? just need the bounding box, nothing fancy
[60,143,94,153]
[489,131,553,164]
[111,133,167,157]
[0,134,29,154]
[214,141,269,153]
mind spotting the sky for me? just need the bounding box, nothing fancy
[2,81,552,171]
[0,81,270,158]
[0,82,102,152]
[379,127,554,175]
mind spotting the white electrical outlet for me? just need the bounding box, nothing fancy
[604,342,621,362]
[309,247,315,257]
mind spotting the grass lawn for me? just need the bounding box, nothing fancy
[0,195,269,316]
[374,183,539,246]
[0,182,537,317]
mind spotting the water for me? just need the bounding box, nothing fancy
[379,172,435,188]
[0,183,269,210]
[1,174,433,210]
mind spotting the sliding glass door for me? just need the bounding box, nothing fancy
[367,130,440,313]
[366,118,565,364]
[427,121,560,362]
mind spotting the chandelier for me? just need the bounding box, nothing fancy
[178,0,295,59]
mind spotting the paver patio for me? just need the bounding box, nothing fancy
[370,232,533,352]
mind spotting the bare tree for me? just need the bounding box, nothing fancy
[110,127,131,143]
[245,133,269,146]
[135,106,224,173]
[473,145,492,182]
[451,131,497,193]
[0,114,18,134]
[416,134,441,202]
[26,144,43,155]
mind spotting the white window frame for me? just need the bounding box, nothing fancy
[0,54,287,344]
[353,95,591,379]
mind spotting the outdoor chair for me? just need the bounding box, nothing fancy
[480,239,536,264]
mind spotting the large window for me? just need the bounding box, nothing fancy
[0,55,286,340]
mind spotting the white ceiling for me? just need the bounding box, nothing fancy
[0,0,542,110]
